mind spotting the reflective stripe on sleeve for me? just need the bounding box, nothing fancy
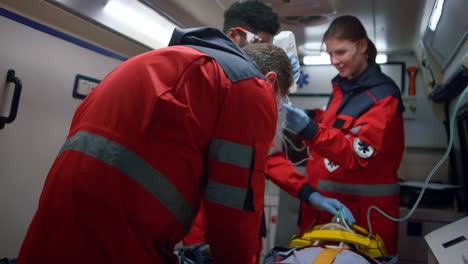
[317,180,400,197]
[208,138,254,168]
[350,125,362,135]
[59,131,196,231]
[205,180,247,210]
[268,145,282,156]
[206,138,254,210]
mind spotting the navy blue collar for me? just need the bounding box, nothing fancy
[332,63,393,93]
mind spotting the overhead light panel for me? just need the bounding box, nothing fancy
[429,0,444,31]
[101,0,177,49]
[304,53,387,65]
[376,54,388,64]
[303,53,330,65]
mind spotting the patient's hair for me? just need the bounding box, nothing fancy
[243,43,293,96]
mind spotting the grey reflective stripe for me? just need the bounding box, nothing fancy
[317,180,400,196]
[268,145,282,156]
[205,180,247,210]
[208,138,253,168]
[350,125,362,135]
[59,131,195,231]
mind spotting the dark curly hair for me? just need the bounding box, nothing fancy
[223,1,280,35]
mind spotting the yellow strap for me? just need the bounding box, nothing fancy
[312,248,344,264]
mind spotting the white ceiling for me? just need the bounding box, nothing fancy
[12,0,431,58]
[146,0,428,56]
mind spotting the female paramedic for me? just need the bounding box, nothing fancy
[17,27,293,264]
[269,15,405,254]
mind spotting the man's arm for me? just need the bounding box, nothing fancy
[266,149,314,201]
[203,75,277,263]
[266,147,355,224]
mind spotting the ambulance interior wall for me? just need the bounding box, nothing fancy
[0,14,123,258]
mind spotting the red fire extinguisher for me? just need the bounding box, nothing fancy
[407,66,418,95]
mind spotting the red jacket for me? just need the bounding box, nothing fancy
[267,63,404,254]
[18,27,277,264]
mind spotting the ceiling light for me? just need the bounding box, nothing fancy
[101,0,177,49]
[304,53,387,65]
[429,0,444,31]
[376,54,388,64]
[303,53,330,65]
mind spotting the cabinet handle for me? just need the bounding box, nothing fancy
[1,69,23,129]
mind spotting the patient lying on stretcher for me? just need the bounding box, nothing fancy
[263,210,398,264]
[175,210,398,264]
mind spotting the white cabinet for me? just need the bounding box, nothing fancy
[397,207,465,264]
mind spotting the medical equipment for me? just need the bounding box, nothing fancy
[273,31,315,165]
[425,216,468,264]
[273,31,299,93]
[175,243,212,264]
[364,85,468,239]
[275,98,312,166]
[288,209,388,259]
[263,209,397,263]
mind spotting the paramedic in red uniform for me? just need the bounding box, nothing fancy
[270,15,405,254]
[182,2,355,258]
[17,27,293,264]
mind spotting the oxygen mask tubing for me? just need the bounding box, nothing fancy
[364,86,468,239]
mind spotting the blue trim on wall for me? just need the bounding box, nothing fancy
[0,8,128,61]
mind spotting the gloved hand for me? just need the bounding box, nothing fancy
[308,192,356,226]
[287,52,301,83]
[282,103,309,132]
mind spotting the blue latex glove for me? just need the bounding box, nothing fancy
[308,192,356,226]
[287,52,301,83]
[282,103,309,132]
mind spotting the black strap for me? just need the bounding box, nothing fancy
[332,118,346,129]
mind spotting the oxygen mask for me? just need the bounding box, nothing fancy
[328,207,354,232]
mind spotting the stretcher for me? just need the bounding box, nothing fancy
[175,243,213,264]
[174,213,397,264]
[288,223,388,258]
[263,221,397,264]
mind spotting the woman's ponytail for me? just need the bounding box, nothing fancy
[366,37,377,63]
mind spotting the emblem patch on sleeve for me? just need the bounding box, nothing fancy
[324,158,339,173]
[353,138,375,159]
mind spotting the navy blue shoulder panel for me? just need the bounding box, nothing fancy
[367,77,405,113]
[187,45,265,83]
[367,75,401,101]
[340,80,403,118]
[340,92,375,118]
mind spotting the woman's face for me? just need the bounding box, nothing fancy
[325,37,368,79]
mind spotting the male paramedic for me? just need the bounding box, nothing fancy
[182,1,356,253]
[221,1,355,223]
[17,27,293,264]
